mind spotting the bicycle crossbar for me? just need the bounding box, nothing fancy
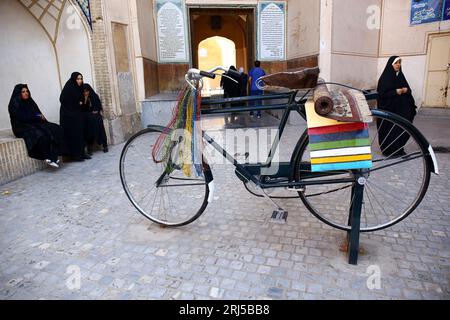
[258,178,356,189]
[201,103,298,115]
[201,92,295,106]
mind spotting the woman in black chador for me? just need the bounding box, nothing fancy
[80,83,108,154]
[8,84,65,168]
[377,56,417,157]
[220,66,241,99]
[60,72,91,161]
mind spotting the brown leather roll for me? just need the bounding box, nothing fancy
[313,84,333,115]
[258,67,320,90]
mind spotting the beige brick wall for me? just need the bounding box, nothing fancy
[89,0,142,145]
[0,138,45,186]
[90,0,114,121]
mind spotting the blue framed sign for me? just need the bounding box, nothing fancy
[410,0,443,25]
[443,0,450,20]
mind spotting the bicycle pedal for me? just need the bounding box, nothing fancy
[270,210,288,224]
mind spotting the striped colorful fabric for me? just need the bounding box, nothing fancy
[305,100,372,172]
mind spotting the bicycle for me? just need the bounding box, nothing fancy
[119,66,439,264]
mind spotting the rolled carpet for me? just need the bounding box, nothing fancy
[313,83,333,115]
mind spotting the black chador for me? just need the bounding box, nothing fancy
[377,56,417,157]
[221,66,241,98]
[80,83,108,153]
[60,72,88,161]
[8,84,65,164]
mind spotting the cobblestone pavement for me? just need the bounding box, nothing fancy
[0,114,449,300]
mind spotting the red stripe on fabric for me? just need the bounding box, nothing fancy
[308,122,368,135]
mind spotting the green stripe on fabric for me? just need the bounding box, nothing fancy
[309,138,371,151]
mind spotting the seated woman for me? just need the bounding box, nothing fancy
[8,84,66,168]
[80,83,108,154]
[377,56,417,157]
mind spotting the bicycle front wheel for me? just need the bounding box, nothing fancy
[119,127,211,227]
[292,111,431,232]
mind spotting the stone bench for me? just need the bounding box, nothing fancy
[0,131,45,186]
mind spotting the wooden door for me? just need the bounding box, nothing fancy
[424,33,450,108]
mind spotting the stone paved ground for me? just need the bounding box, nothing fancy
[0,113,449,300]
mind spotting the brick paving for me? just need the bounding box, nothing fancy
[0,114,449,300]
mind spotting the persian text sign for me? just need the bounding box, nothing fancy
[410,0,443,25]
[258,1,286,61]
[444,0,450,20]
[155,0,189,63]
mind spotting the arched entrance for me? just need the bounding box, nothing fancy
[198,36,236,95]
[189,7,255,77]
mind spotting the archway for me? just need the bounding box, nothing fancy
[189,7,255,80]
[198,36,236,95]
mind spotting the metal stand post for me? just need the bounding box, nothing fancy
[347,176,365,265]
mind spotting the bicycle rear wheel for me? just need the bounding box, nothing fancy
[292,111,431,232]
[119,127,211,227]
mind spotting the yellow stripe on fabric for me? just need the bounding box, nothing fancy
[311,154,372,164]
[305,99,355,128]
[182,90,194,177]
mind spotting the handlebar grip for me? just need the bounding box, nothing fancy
[200,71,216,79]
[227,68,241,78]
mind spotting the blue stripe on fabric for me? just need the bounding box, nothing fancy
[192,89,202,177]
[311,160,373,172]
[309,129,369,144]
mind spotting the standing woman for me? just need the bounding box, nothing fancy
[377,56,417,157]
[81,83,108,154]
[8,84,65,168]
[60,72,91,161]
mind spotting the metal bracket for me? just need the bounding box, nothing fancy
[347,177,365,265]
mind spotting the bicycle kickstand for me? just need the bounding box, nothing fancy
[248,181,288,224]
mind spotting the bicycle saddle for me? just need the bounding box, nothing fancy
[257,66,320,90]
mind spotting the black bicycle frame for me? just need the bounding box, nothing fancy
[200,92,357,189]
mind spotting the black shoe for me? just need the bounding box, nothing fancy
[87,146,93,155]
[83,154,92,160]
[103,145,109,153]
[72,156,85,162]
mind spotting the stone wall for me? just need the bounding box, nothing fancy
[0,136,45,186]
[90,0,142,144]
[90,0,114,120]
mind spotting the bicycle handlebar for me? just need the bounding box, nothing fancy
[187,68,216,79]
[200,70,216,79]
[187,66,241,80]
